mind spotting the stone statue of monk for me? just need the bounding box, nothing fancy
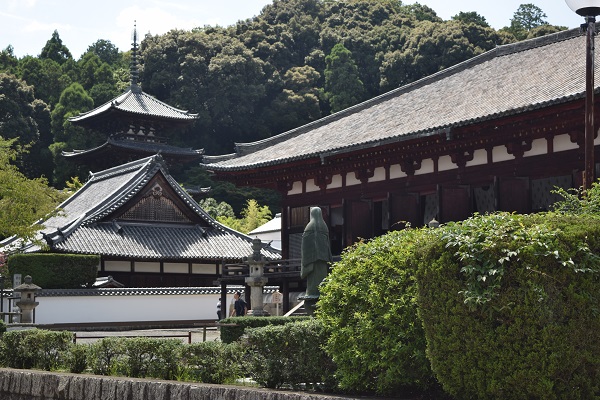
[301,207,332,298]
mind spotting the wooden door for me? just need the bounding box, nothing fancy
[389,193,420,230]
[440,185,471,223]
[499,177,530,213]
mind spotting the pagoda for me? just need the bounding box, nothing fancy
[64,24,201,169]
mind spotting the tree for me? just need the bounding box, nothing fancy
[261,65,322,134]
[324,43,365,113]
[0,137,66,241]
[217,199,272,234]
[85,39,121,65]
[18,56,71,106]
[50,83,95,187]
[452,11,490,28]
[198,198,235,220]
[40,30,72,65]
[504,3,549,40]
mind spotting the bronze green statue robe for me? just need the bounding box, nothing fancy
[301,207,332,297]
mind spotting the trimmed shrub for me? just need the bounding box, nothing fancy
[416,212,600,400]
[245,319,336,390]
[219,315,310,343]
[317,229,437,396]
[182,341,245,384]
[65,343,88,374]
[8,253,99,288]
[0,329,73,370]
[87,337,126,376]
[117,337,184,380]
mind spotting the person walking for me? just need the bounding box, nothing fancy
[230,291,247,317]
[216,298,222,320]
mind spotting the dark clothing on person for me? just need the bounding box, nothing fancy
[234,298,247,316]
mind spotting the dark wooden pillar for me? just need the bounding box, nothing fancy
[282,280,290,314]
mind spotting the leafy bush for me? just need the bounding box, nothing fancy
[65,343,88,373]
[245,319,336,390]
[182,341,245,384]
[115,337,184,380]
[87,337,126,376]
[8,253,99,289]
[219,315,310,343]
[0,329,73,370]
[317,229,437,396]
[416,212,600,400]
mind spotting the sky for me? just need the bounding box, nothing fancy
[0,0,586,59]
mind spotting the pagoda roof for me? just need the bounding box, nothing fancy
[68,84,198,126]
[62,136,203,162]
[202,29,591,172]
[0,155,280,262]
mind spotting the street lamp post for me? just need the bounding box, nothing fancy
[565,0,600,191]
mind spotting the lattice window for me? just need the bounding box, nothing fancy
[289,233,303,259]
[289,206,310,228]
[474,185,496,214]
[422,193,438,226]
[531,175,572,211]
[120,184,191,223]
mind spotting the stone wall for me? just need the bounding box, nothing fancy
[0,369,358,400]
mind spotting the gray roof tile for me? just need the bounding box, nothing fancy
[69,85,198,123]
[203,29,590,171]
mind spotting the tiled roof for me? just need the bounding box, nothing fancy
[53,222,281,260]
[69,84,198,123]
[203,29,591,171]
[62,137,203,159]
[38,286,279,297]
[1,155,280,261]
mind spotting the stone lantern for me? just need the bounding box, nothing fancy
[14,276,41,323]
[245,238,269,316]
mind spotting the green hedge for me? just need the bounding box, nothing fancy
[219,315,311,343]
[416,212,600,400]
[8,253,99,288]
[244,319,337,390]
[0,329,73,370]
[317,229,438,396]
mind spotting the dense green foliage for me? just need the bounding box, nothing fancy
[245,318,336,390]
[0,137,66,241]
[0,2,564,221]
[416,212,600,399]
[7,253,99,288]
[0,322,330,390]
[219,315,311,343]
[317,229,436,395]
[0,329,73,370]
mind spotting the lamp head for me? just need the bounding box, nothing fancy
[566,0,600,16]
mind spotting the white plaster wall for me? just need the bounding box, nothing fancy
[437,155,456,172]
[493,145,514,162]
[30,291,298,324]
[523,138,547,157]
[346,171,361,186]
[192,264,218,274]
[368,167,386,183]
[465,149,488,167]
[389,164,407,179]
[554,134,578,152]
[414,158,434,175]
[105,260,130,272]
[305,178,319,193]
[327,174,343,189]
[287,181,302,195]
[164,263,188,274]
[34,294,219,324]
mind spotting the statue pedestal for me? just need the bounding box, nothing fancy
[247,309,270,317]
[298,295,319,316]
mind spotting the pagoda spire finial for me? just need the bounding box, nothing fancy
[130,21,140,91]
